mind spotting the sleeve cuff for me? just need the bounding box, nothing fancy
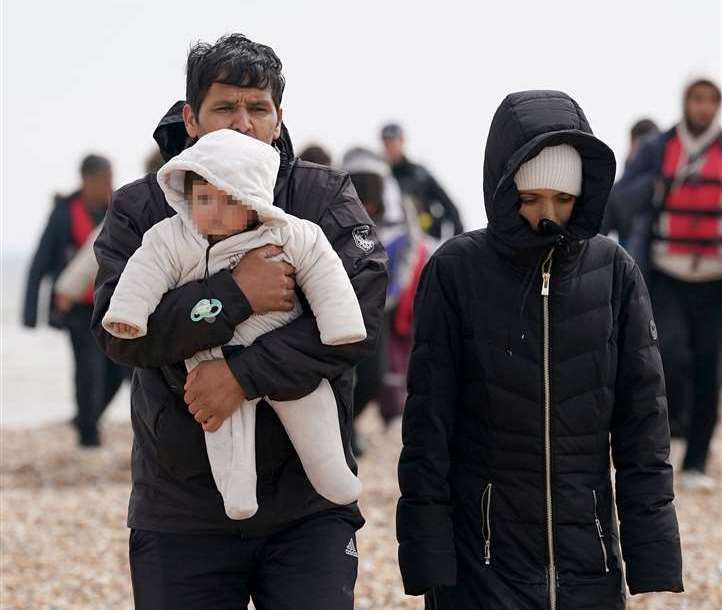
[224,348,261,401]
[399,543,457,596]
[624,538,683,595]
[206,269,252,326]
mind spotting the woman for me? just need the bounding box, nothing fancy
[397,90,683,609]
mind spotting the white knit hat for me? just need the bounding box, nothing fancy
[514,144,583,196]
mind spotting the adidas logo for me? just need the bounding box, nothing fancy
[345,538,358,558]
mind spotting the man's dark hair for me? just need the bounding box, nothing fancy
[630,118,659,142]
[80,154,111,178]
[186,33,285,117]
[299,145,332,166]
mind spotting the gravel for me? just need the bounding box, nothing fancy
[2,410,720,609]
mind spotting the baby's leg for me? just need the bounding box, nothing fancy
[204,399,259,520]
[267,379,361,505]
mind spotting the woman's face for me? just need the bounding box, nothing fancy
[518,189,577,232]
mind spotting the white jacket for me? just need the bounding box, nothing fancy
[102,129,366,348]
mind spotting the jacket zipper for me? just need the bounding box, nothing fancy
[481,483,493,565]
[593,490,610,574]
[203,243,212,283]
[541,248,557,610]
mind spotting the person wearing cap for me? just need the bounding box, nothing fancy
[397,90,682,609]
[381,123,464,241]
[620,77,722,490]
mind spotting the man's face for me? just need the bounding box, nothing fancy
[518,189,577,232]
[685,84,720,135]
[189,179,257,238]
[83,169,113,207]
[382,137,404,164]
[183,83,283,145]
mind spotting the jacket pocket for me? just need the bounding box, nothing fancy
[593,489,611,575]
[481,482,493,565]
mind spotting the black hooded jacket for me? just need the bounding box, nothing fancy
[397,91,682,608]
[92,103,387,534]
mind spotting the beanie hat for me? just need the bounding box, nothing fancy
[514,144,583,196]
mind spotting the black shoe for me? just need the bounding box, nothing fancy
[78,429,101,448]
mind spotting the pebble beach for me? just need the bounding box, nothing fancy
[1,406,720,610]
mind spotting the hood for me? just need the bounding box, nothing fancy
[152,100,295,169]
[483,90,616,253]
[156,129,283,229]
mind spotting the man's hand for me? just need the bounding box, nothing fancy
[232,245,296,314]
[184,359,246,432]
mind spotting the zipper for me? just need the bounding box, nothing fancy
[593,490,610,574]
[203,243,212,283]
[541,248,557,610]
[481,483,493,565]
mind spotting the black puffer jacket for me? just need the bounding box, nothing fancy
[397,91,683,609]
[93,103,387,535]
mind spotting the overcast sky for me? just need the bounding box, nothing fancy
[1,0,720,254]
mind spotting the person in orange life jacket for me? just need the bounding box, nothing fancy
[397,91,682,609]
[22,155,126,447]
[619,78,722,491]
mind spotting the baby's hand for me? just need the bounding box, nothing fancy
[108,322,141,337]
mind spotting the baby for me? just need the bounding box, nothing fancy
[103,129,365,519]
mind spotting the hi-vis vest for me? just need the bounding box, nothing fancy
[651,133,722,281]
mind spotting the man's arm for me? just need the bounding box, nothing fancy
[92,177,253,368]
[23,205,62,327]
[224,174,388,401]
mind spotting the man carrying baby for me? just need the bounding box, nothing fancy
[92,33,387,610]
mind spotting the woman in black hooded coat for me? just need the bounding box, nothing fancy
[396,90,683,609]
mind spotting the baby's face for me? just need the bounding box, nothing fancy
[189,180,256,237]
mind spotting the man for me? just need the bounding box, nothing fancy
[601,118,659,245]
[92,34,387,609]
[23,155,124,447]
[381,123,464,240]
[620,78,722,491]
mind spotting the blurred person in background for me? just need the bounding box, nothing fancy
[620,77,722,491]
[54,147,167,305]
[343,148,431,454]
[298,144,332,166]
[144,147,165,174]
[22,154,124,447]
[381,123,464,241]
[601,118,659,245]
